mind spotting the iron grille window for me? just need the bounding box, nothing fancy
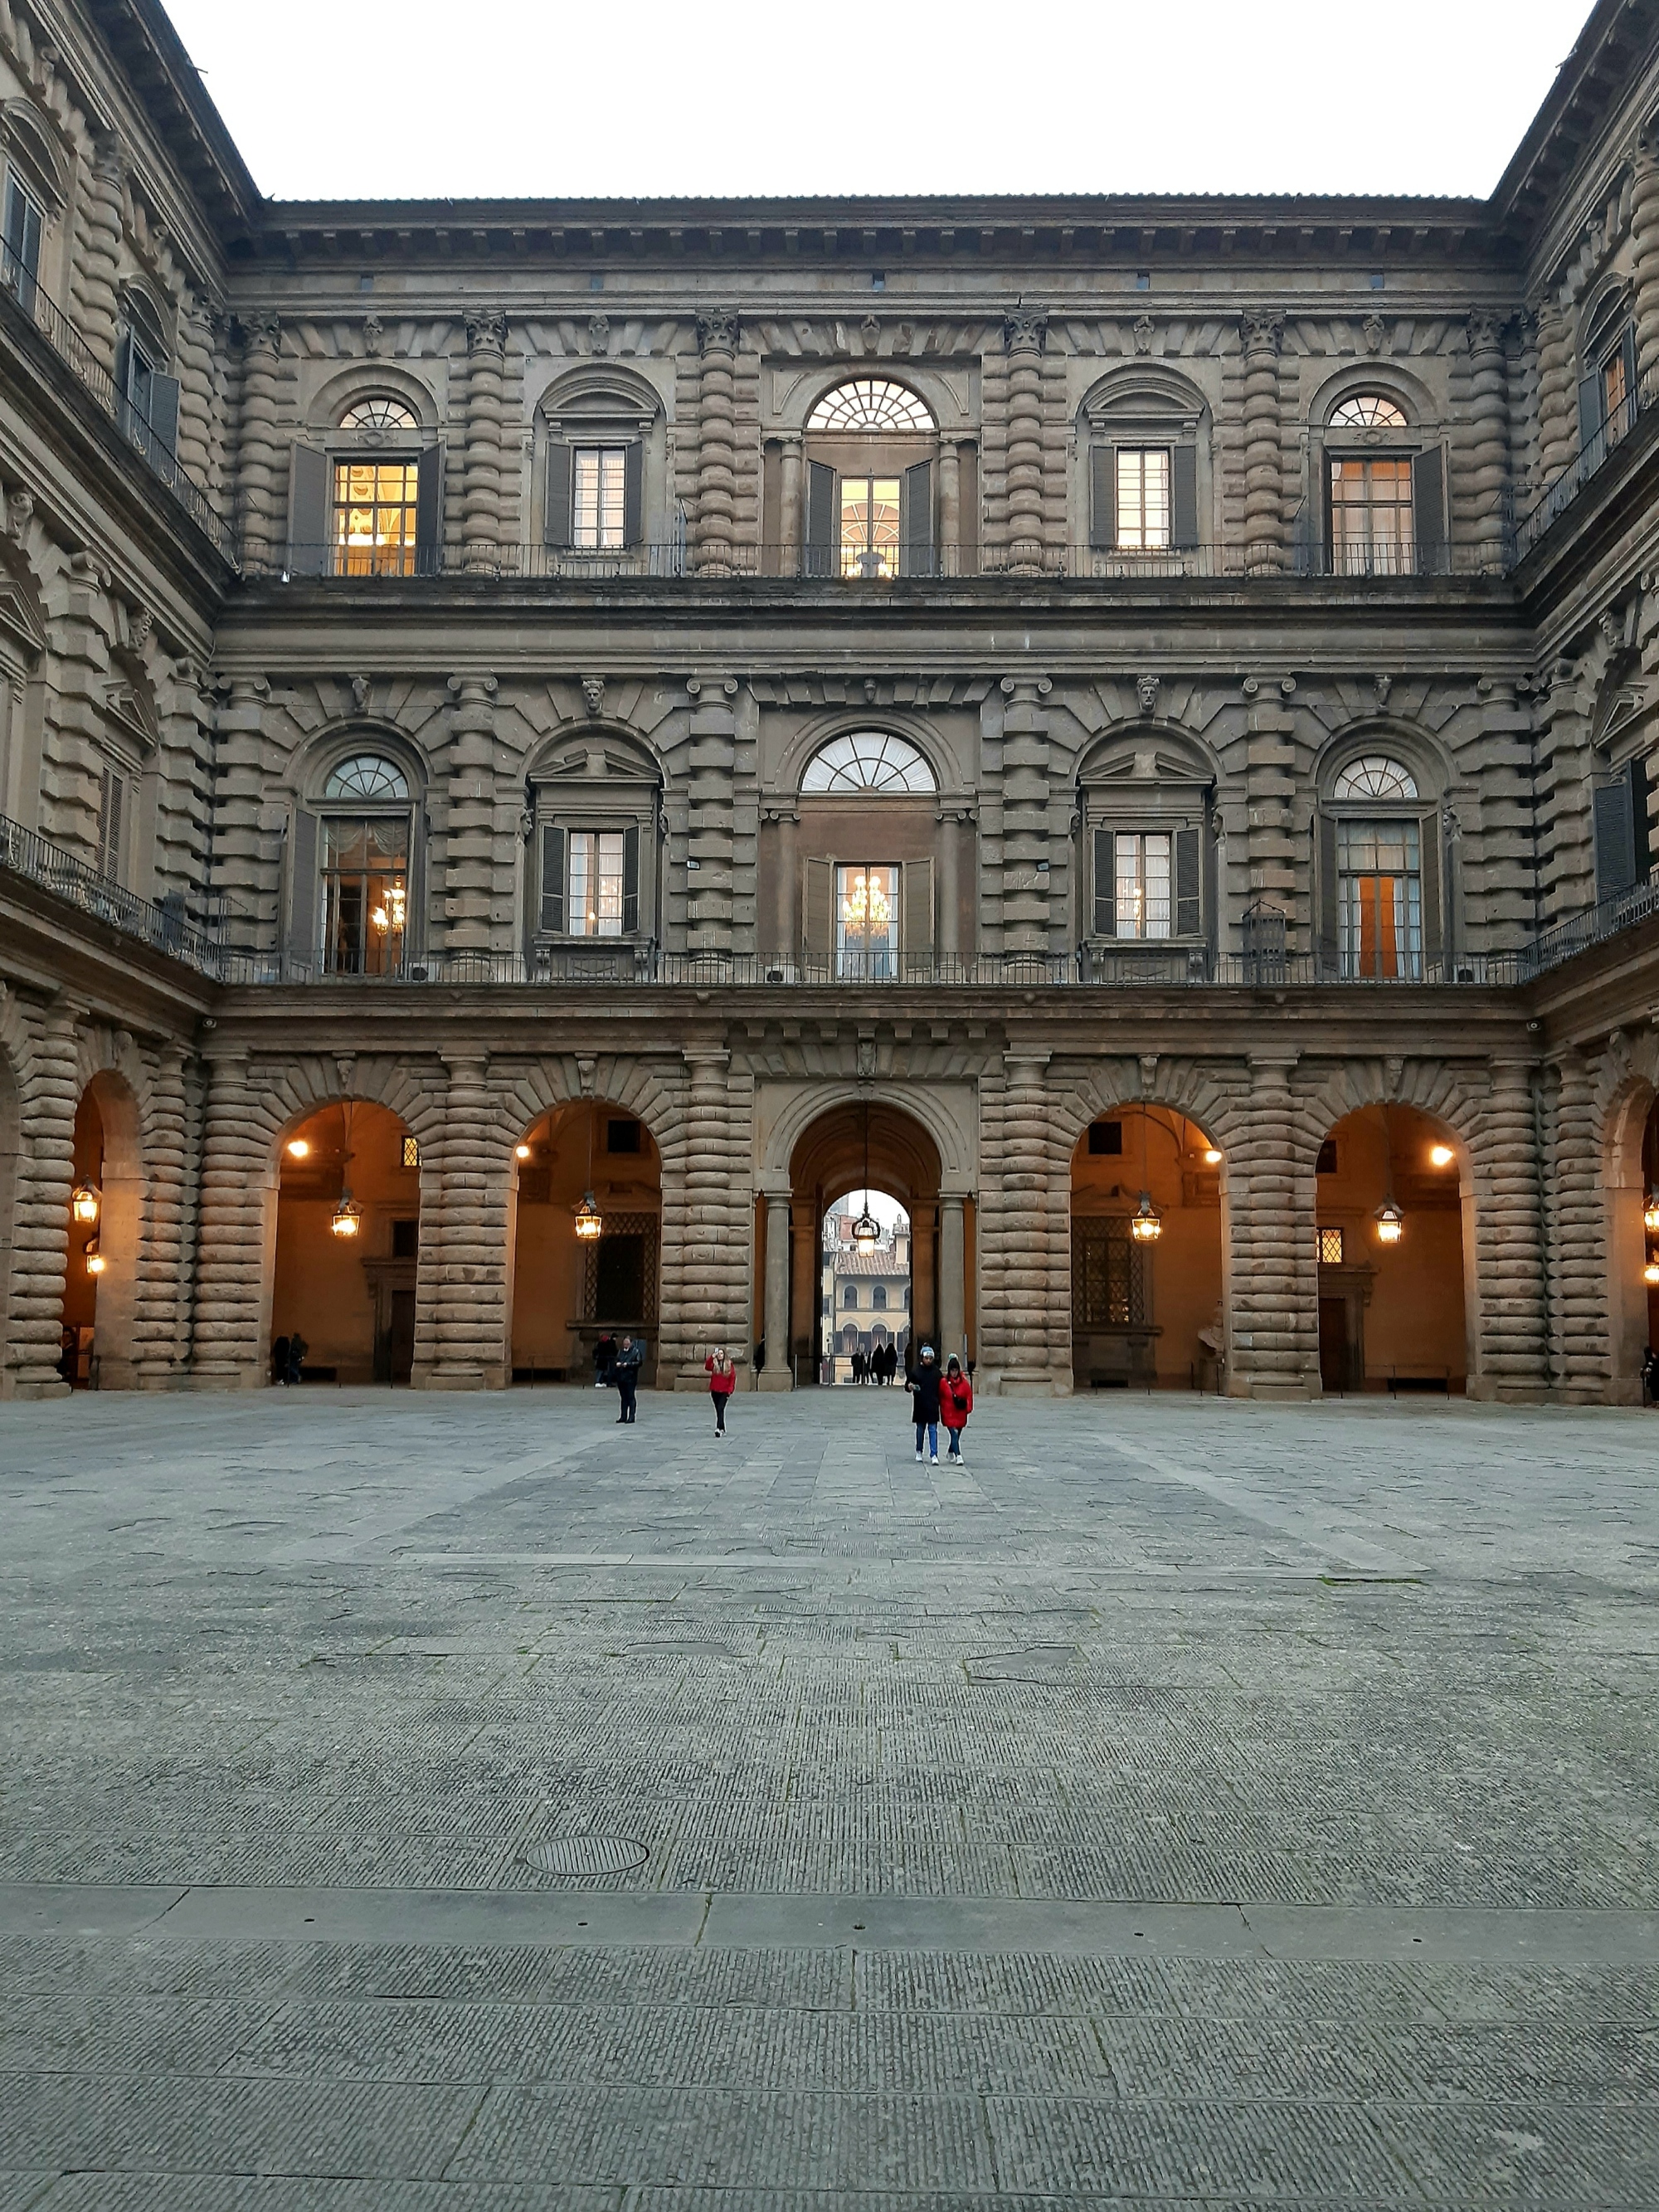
[581,1212,659,1326]
[1072,1220,1146,1328]
[1318,1226,1345,1266]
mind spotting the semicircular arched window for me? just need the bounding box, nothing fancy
[1332,755,1418,801]
[340,397,419,433]
[1329,394,1409,431]
[801,732,937,794]
[807,379,935,434]
[325,753,410,801]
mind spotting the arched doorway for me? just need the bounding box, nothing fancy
[781,1099,961,1384]
[1605,1084,1659,1404]
[57,1070,143,1390]
[509,1099,662,1385]
[0,1047,19,1394]
[821,1191,911,1384]
[270,1099,421,1384]
[1315,1103,1468,1394]
[1070,1105,1225,1391]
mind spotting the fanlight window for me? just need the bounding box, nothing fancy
[340,398,419,433]
[807,379,935,435]
[325,753,410,801]
[801,732,936,793]
[1333,756,1418,801]
[1329,395,1409,431]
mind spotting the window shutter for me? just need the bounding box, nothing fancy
[1593,779,1638,902]
[1317,815,1340,973]
[1089,446,1116,551]
[544,441,572,548]
[288,807,319,967]
[146,373,180,458]
[1620,328,1639,434]
[1175,826,1201,937]
[1412,446,1446,575]
[802,855,834,967]
[96,768,123,879]
[623,441,645,548]
[1171,445,1199,550]
[900,857,934,972]
[416,445,444,574]
[1420,814,1443,972]
[1321,453,1335,575]
[1092,826,1116,937]
[900,460,932,576]
[1631,753,1652,882]
[113,332,133,425]
[805,461,836,577]
[621,822,640,934]
[1578,371,1605,452]
[287,444,329,577]
[539,824,567,933]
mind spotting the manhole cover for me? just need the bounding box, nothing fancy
[969,1644,1078,1683]
[521,1834,649,1877]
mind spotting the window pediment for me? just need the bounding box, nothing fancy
[1,100,67,211]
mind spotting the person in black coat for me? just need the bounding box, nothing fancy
[910,1344,942,1464]
[613,1333,644,1423]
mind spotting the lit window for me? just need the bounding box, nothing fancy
[1115,833,1172,940]
[1330,395,1409,431]
[1318,1226,1345,1266]
[1117,447,1171,552]
[839,475,902,577]
[573,446,628,550]
[1604,346,1629,431]
[326,755,410,801]
[322,816,408,976]
[2,174,44,307]
[1338,820,1422,980]
[1333,756,1418,801]
[401,1136,421,1168]
[568,830,625,937]
[333,456,419,576]
[836,863,898,979]
[807,379,934,434]
[801,733,935,793]
[1329,455,1414,577]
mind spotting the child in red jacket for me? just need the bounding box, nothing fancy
[941,1356,973,1462]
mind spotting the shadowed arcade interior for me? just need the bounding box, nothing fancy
[1070,1104,1226,1391]
[57,1071,143,1391]
[510,1099,661,1385]
[1316,1102,1469,1394]
[270,1099,421,1385]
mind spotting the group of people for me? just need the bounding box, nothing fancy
[270,1333,308,1386]
[849,1342,900,1386]
[592,1331,645,1422]
[907,1343,973,1463]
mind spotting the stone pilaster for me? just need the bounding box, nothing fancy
[998,677,1053,956]
[694,309,739,574]
[80,134,124,376]
[760,1188,792,1389]
[188,1053,267,1388]
[236,314,283,572]
[685,679,737,955]
[416,1055,510,1388]
[1003,305,1047,573]
[462,310,507,569]
[980,1052,1068,1392]
[1467,1060,1548,1401]
[176,295,222,500]
[442,674,499,953]
[938,1192,967,1367]
[5,1002,78,1397]
[1228,1055,1317,1397]
[1240,312,1286,574]
[659,1049,748,1385]
[132,1045,190,1387]
[1242,677,1301,949]
[1466,313,1511,570]
[1544,1054,1609,1403]
[1632,129,1659,392]
[1535,298,1575,485]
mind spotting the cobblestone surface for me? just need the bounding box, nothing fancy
[1,1386,1657,2205]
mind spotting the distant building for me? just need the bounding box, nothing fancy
[821,1206,912,1381]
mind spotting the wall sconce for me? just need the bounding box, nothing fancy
[71,1183,100,1224]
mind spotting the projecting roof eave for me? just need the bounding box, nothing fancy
[1487,0,1659,253]
[86,0,262,249]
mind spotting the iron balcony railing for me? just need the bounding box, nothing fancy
[1519,869,1659,981]
[0,245,237,568]
[1514,368,1657,563]
[0,812,251,976]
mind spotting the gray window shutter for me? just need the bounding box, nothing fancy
[1620,328,1639,432]
[900,460,932,576]
[1171,445,1199,550]
[113,332,133,426]
[416,445,444,574]
[622,441,645,548]
[97,768,123,879]
[802,855,834,967]
[1578,372,1604,452]
[1317,815,1340,973]
[1089,446,1116,551]
[287,444,329,577]
[1594,779,1637,902]
[545,441,572,548]
[1412,446,1446,576]
[1631,753,1651,881]
[900,857,933,972]
[288,808,319,967]
[805,460,836,577]
[1420,816,1443,972]
[1092,827,1116,936]
[539,824,567,933]
[1175,826,1201,937]
[621,822,640,934]
[146,373,180,458]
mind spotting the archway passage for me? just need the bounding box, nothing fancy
[271,1099,421,1385]
[821,1191,911,1384]
[510,1099,661,1385]
[1070,1106,1225,1391]
[1315,1104,1467,1395]
[1605,1086,1659,1404]
[57,1072,143,1391]
[783,1099,962,1385]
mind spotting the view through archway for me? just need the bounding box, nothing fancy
[821,1190,910,1384]
[57,1072,143,1391]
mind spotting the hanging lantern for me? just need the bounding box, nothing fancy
[1374,1201,1405,1245]
[852,1206,880,1253]
[1203,1147,1223,1167]
[330,1193,363,1240]
[1130,1192,1163,1244]
[71,1182,100,1225]
[574,1191,603,1240]
[1645,1258,1659,1287]
[1645,1193,1659,1236]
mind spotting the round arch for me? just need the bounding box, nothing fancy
[304,364,443,438]
[1306,362,1442,434]
[1603,1074,1657,1404]
[1313,719,1450,805]
[778,709,960,802]
[58,1066,144,1391]
[285,721,430,806]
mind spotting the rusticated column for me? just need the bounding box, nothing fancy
[777,432,803,573]
[1240,312,1286,574]
[176,295,221,498]
[80,134,124,375]
[1466,313,1511,570]
[189,1052,268,1388]
[416,1055,511,1389]
[938,1192,967,1368]
[443,674,498,953]
[981,1051,1068,1393]
[1228,1055,1317,1397]
[237,314,283,572]
[1467,1059,1548,1402]
[1535,298,1576,485]
[685,677,737,954]
[1545,1053,1608,1402]
[937,436,964,572]
[462,310,506,570]
[694,309,739,573]
[132,1044,189,1387]
[1003,305,1047,573]
[5,1004,78,1397]
[659,1049,749,1385]
[760,1189,792,1390]
[1632,130,1659,392]
[999,677,1053,957]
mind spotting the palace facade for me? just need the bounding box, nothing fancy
[5,0,1659,1401]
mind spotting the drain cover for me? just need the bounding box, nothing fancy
[521,1834,649,1877]
[969,1644,1078,1683]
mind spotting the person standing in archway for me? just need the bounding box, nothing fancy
[705,1344,737,1436]
[614,1333,643,1423]
[910,1343,941,1464]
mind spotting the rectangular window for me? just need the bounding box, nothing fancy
[1329,456,1414,577]
[1604,348,1630,435]
[834,862,899,978]
[1116,447,1171,552]
[572,446,627,550]
[1114,832,1173,940]
[839,475,902,577]
[567,829,626,937]
[2,174,43,307]
[321,815,409,975]
[1337,818,1423,980]
[333,458,419,577]
[1087,1120,1124,1156]
[401,1137,421,1169]
[606,1118,642,1154]
[1318,1226,1345,1267]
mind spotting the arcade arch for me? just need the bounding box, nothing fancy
[0,1046,17,1391]
[1604,1082,1659,1403]
[270,1099,422,1384]
[508,1098,662,1383]
[1069,1104,1226,1391]
[56,1069,142,1390]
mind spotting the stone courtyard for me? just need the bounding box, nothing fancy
[0,1385,1657,2208]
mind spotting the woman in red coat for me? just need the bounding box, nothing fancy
[941,1356,973,1462]
[704,1345,737,1436]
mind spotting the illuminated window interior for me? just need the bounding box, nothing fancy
[836,862,898,978]
[839,475,901,577]
[568,830,625,937]
[1117,447,1171,552]
[1318,1226,1345,1266]
[1338,820,1423,979]
[1329,455,1414,576]
[1115,832,1173,940]
[333,402,421,577]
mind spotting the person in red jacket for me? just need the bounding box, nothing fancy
[705,1345,737,1436]
[941,1355,973,1462]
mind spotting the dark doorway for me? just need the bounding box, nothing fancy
[1318,1298,1351,1394]
[596,1232,646,1322]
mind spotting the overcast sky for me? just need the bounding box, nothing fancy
[161,0,1596,205]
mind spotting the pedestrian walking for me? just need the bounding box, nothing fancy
[271,1333,290,1387]
[941,1355,973,1460]
[910,1343,942,1464]
[594,1331,615,1388]
[613,1333,643,1423]
[1644,1345,1658,1407]
[286,1333,308,1386]
[705,1344,737,1435]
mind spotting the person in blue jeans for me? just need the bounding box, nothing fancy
[910,1343,942,1464]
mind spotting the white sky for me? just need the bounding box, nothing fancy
[162,0,1596,205]
[827,1193,909,1234]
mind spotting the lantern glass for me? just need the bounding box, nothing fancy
[71,1183,100,1224]
[1644,1196,1659,1236]
[1130,1193,1163,1244]
[285,1138,310,1160]
[574,1193,603,1241]
[1374,1201,1404,1245]
[85,1250,105,1277]
[330,1195,362,1240]
[1645,1259,1659,1287]
[852,1208,880,1253]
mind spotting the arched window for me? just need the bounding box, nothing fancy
[1323,392,1439,579]
[115,288,177,462]
[309,752,414,977]
[803,380,938,577]
[1581,290,1637,460]
[1329,395,1408,431]
[842,1283,859,1308]
[871,1283,888,1309]
[341,398,419,434]
[801,732,936,794]
[1321,753,1435,981]
[808,379,934,434]
[320,398,429,578]
[1333,756,1418,801]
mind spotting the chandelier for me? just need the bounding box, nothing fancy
[841,869,890,936]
